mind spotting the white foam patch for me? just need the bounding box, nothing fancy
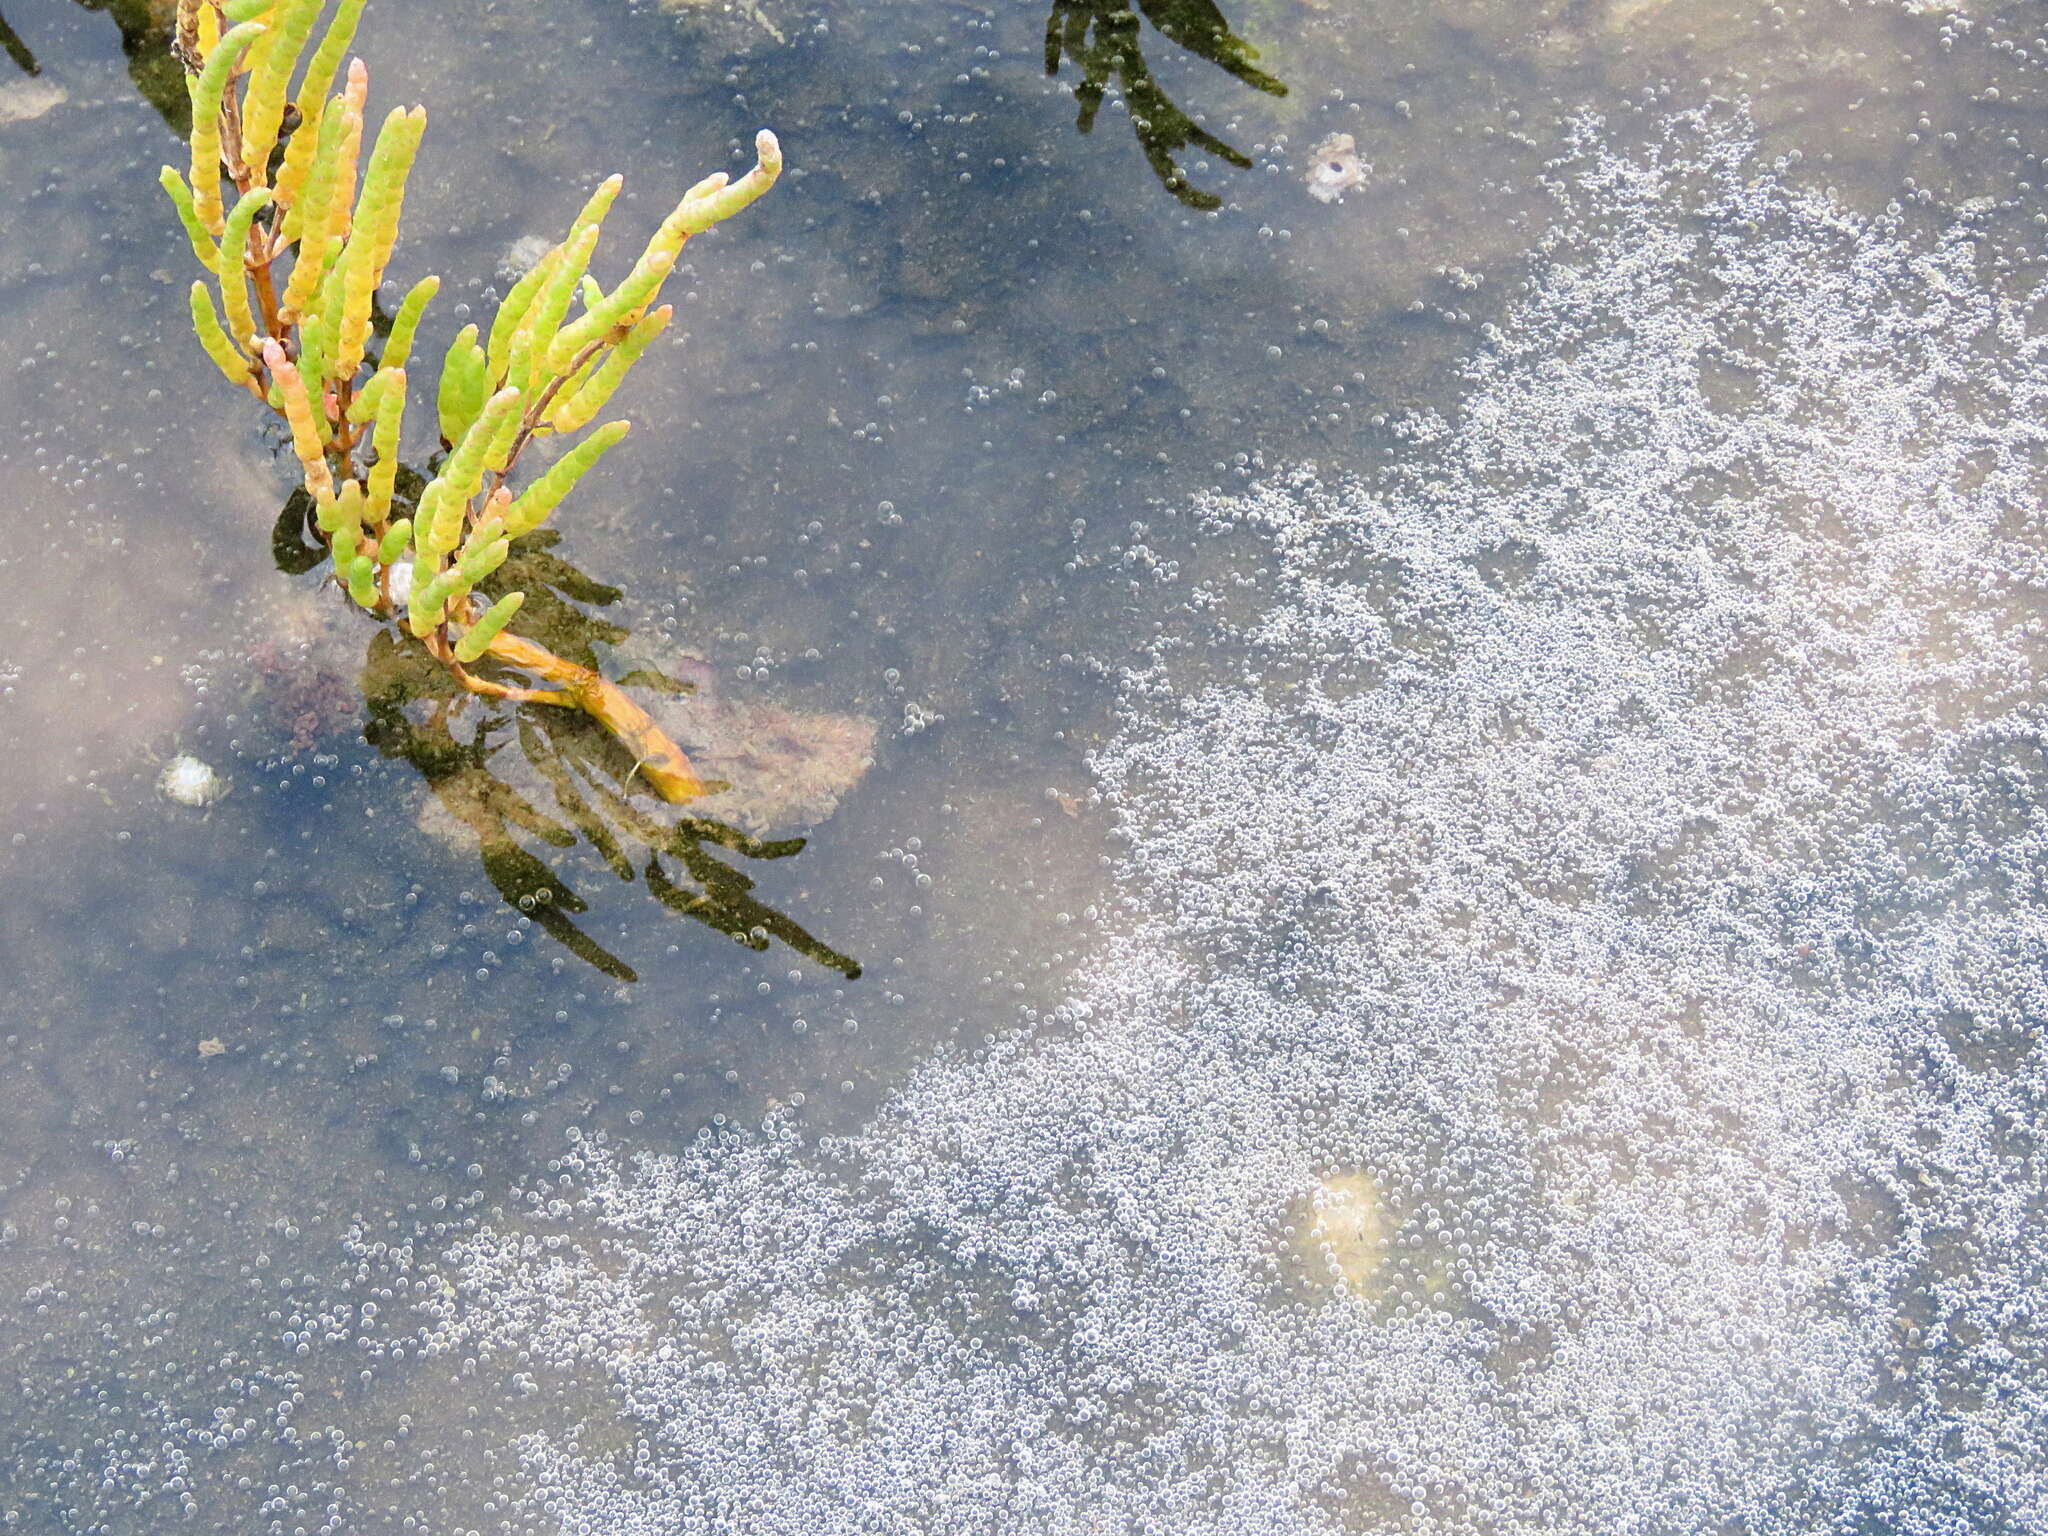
[410,115,2048,1534]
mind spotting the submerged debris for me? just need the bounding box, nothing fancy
[405,649,878,846]
[659,0,788,45]
[1302,1171,1391,1295]
[156,753,226,807]
[495,232,555,283]
[652,682,878,836]
[0,76,64,125]
[1304,131,1367,203]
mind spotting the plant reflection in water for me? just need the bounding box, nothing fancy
[1043,0,1286,210]
[4,1,190,123]
[0,10,39,76]
[275,488,864,987]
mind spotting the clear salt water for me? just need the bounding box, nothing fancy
[1,0,2045,1531]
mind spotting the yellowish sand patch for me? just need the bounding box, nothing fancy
[1301,1171,1391,1296]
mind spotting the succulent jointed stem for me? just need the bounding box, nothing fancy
[164,0,783,804]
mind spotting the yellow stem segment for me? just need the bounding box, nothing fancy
[469,618,706,803]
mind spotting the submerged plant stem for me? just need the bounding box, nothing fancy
[467,615,707,803]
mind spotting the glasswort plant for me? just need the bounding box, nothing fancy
[162,0,781,801]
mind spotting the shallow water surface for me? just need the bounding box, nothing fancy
[1,0,2044,1531]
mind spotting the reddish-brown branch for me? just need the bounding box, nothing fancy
[490,336,608,497]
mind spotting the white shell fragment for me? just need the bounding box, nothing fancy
[0,78,66,128]
[1305,132,1368,203]
[156,754,226,807]
[495,233,554,282]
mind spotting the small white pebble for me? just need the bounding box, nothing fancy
[158,754,226,807]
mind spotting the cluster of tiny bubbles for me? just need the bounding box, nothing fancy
[274,111,2046,1533]
[14,106,2048,1535]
